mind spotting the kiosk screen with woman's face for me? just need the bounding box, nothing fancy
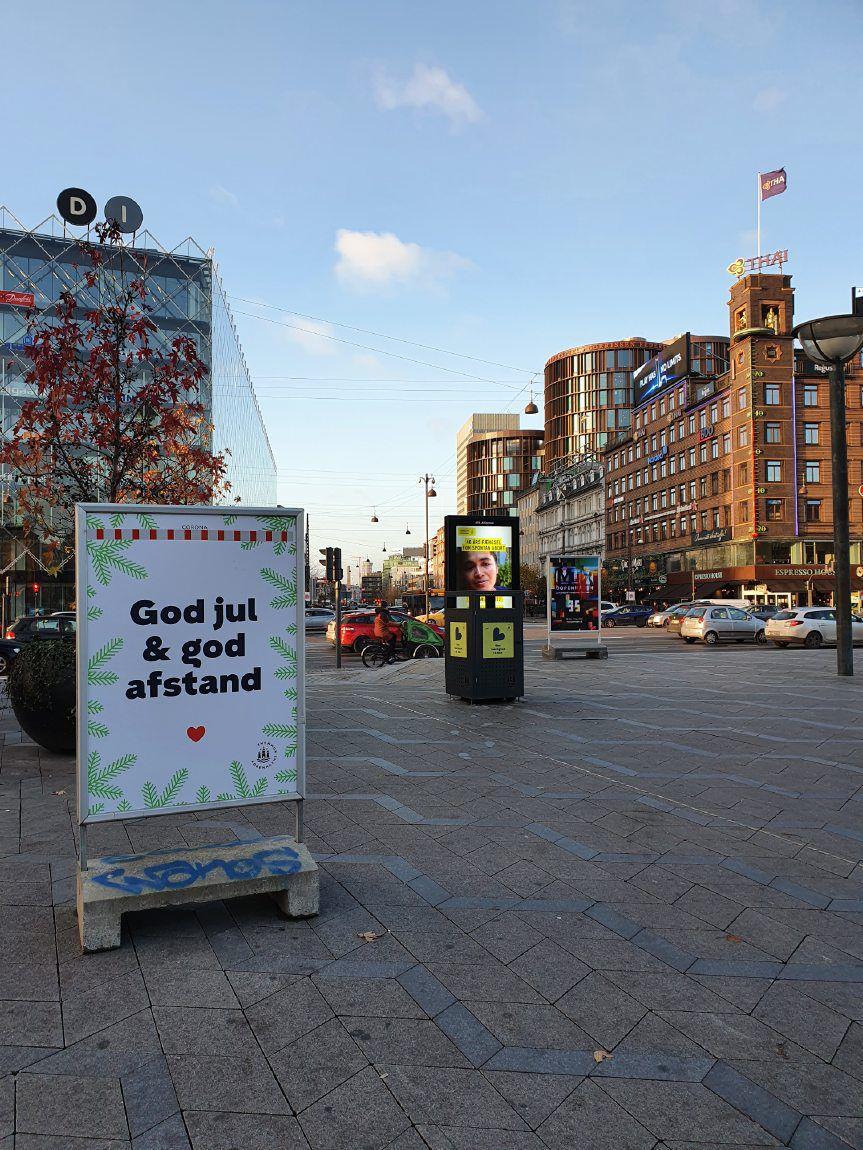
[454,525,513,592]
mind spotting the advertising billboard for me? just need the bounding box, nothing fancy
[444,515,519,593]
[549,556,601,633]
[633,334,691,408]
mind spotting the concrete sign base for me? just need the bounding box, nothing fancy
[77,834,319,952]
[542,645,608,660]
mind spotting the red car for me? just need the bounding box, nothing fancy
[326,610,443,652]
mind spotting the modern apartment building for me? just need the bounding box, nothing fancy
[456,414,520,514]
[456,413,543,518]
[603,275,863,608]
[544,335,728,469]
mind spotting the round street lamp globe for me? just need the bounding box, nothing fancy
[524,400,539,414]
[793,314,863,366]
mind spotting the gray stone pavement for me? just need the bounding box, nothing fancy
[1,637,863,1148]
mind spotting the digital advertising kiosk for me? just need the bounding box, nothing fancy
[443,515,524,702]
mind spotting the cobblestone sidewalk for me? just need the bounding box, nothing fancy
[1,641,862,1148]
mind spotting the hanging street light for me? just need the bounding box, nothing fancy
[370,507,379,523]
[793,312,863,676]
[524,374,540,415]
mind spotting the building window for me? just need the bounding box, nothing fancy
[737,462,748,484]
[710,403,718,423]
[765,384,780,404]
[699,477,707,498]
[805,499,821,522]
[765,460,782,482]
[737,386,747,410]
[688,448,696,467]
[803,384,818,407]
[805,461,821,483]
[765,422,781,443]
[804,423,820,445]
[722,433,731,454]
[688,415,695,436]
[737,501,750,523]
[699,443,708,463]
[721,397,730,419]
[699,410,707,429]
[737,426,749,447]
[766,498,783,521]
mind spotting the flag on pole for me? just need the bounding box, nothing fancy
[760,169,787,201]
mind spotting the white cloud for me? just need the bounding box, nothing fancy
[353,353,385,372]
[753,86,787,113]
[208,184,240,209]
[281,317,337,357]
[373,63,483,129]
[334,229,472,293]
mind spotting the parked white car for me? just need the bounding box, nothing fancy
[680,605,767,646]
[765,607,863,649]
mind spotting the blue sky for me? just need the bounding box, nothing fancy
[7,0,863,582]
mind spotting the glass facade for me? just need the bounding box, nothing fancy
[0,212,276,612]
[0,219,276,510]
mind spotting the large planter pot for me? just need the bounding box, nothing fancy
[7,639,76,754]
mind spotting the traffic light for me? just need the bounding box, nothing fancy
[318,546,343,582]
[31,583,39,595]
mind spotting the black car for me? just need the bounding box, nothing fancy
[602,604,653,628]
[747,605,779,621]
[0,638,22,675]
[6,612,76,643]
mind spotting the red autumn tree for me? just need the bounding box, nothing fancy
[0,222,230,570]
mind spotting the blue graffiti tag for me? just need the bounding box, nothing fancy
[91,844,303,894]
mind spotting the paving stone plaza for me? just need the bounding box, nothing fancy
[1,641,862,1148]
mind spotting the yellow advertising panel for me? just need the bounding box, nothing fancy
[482,621,514,659]
[449,621,468,658]
[456,527,508,552]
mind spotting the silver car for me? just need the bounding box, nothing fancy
[304,608,336,633]
[680,605,767,646]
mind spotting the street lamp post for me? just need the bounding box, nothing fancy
[418,474,437,618]
[793,314,863,676]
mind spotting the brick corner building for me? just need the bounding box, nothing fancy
[603,274,863,608]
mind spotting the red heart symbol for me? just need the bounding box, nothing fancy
[187,726,205,743]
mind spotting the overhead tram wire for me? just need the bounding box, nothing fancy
[233,309,526,384]
[228,296,540,376]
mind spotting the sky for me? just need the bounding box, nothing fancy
[6,0,863,584]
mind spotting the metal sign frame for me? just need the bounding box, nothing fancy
[75,503,306,863]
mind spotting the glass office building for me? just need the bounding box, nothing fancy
[0,207,277,613]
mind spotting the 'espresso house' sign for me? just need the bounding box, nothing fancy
[76,505,304,823]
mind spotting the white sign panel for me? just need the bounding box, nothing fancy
[76,504,304,823]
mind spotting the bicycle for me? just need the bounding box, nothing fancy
[361,639,442,668]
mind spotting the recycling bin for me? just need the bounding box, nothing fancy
[444,590,524,702]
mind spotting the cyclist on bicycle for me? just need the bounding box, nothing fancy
[373,606,401,660]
